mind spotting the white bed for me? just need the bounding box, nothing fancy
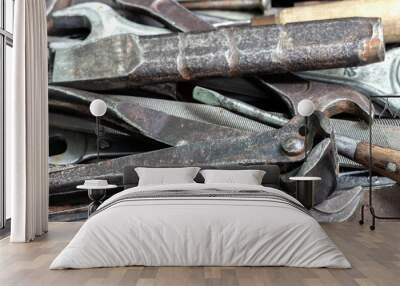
[50,183,350,269]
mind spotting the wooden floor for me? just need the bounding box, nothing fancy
[0,222,399,286]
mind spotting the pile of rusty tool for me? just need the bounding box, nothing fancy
[47,0,400,222]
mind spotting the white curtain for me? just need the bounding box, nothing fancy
[7,0,49,242]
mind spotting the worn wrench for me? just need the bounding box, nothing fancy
[258,74,374,122]
[50,2,170,50]
[298,48,400,116]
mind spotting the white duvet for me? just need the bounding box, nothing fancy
[50,183,351,269]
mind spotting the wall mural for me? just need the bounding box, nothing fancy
[46,0,400,222]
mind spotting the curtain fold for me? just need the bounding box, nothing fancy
[7,0,49,242]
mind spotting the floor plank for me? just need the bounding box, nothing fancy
[0,222,399,286]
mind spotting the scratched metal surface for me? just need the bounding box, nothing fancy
[109,95,276,132]
[51,18,384,91]
[298,48,400,116]
[129,94,400,168]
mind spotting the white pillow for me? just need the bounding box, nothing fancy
[135,167,200,186]
[200,169,266,185]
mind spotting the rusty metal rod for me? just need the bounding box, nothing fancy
[52,17,384,91]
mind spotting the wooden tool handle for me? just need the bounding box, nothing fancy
[276,0,400,43]
[355,142,400,182]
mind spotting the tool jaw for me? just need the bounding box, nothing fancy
[260,75,373,121]
[52,2,170,43]
[298,48,400,116]
[296,138,338,204]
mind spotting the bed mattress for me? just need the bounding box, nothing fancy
[50,183,350,269]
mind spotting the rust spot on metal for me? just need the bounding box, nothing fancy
[52,18,385,91]
[177,33,192,80]
[360,37,384,63]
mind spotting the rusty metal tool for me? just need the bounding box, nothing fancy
[49,113,167,165]
[251,0,400,44]
[50,88,398,186]
[105,94,274,132]
[279,111,339,204]
[280,137,339,206]
[47,0,211,35]
[336,135,400,182]
[258,74,374,122]
[331,119,400,168]
[47,0,114,35]
[49,128,137,165]
[51,17,384,91]
[49,86,253,146]
[192,85,400,171]
[53,85,399,165]
[178,0,270,11]
[298,48,400,116]
[294,138,338,205]
[49,4,280,99]
[142,88,400,168]
[50,2,170,50]
[49,109,339,193]
[115,0,213,32]
[193,86,288,127]
[310,186,364,223]
[48,114,310,191]
[47,2,272,99]
[337,173,395,190]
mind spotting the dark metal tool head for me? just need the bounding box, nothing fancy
[116,0,214,32]
[50,2,170,50]
[259,74,374,123]
[298,48,400,116]
[280,111,338,204]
